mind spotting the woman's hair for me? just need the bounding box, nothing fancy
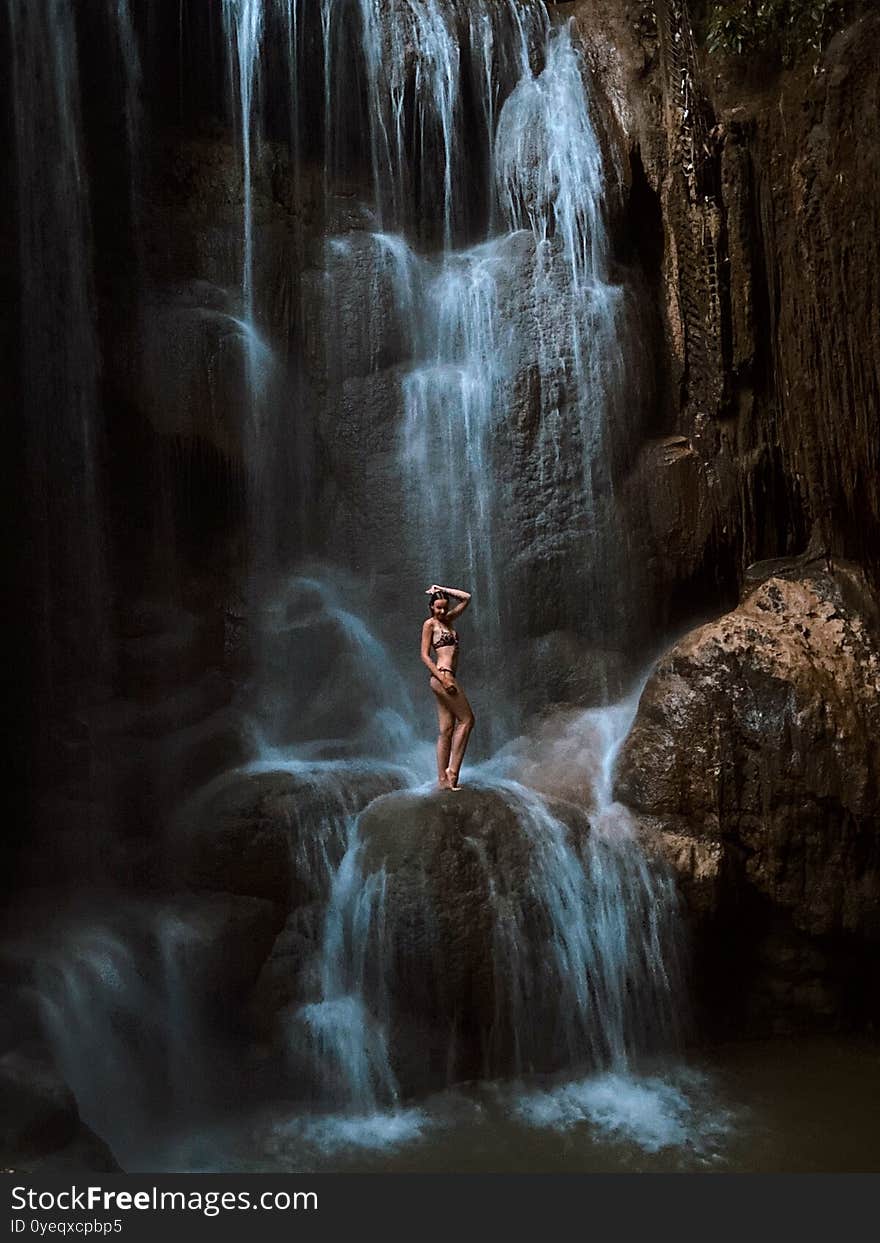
[427,590,449,615]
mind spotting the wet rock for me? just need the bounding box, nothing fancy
[356,785,590,1090]
[247,904,324,1042]
[572,2,880,644]
[179,764,406,908]
[521,636,631,713]
[616,568,880,1028]
[303,232,415,380]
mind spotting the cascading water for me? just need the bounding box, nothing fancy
[305,5,633,745]
[207,0,640,754]
[293,828,400,1112]
[7,0,700,1172]
[248,572,420,761]
[222,0,264,326]
[30,904,216,1169]
[298,688,686,1119]
[220,0,286,614]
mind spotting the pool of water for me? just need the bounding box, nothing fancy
[153,1036,880,1174]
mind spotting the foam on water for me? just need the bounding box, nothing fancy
[511,1069,732,1155]
[269,1106,431,1156]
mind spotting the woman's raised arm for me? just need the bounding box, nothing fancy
[429,584,471,621]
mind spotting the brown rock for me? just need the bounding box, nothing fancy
[616,566,880,1027]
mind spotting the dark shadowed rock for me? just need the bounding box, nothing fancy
[247,904,324,1042]
[147,893,284,1015]
[178,764,406,908]
[0,1046,119,1171]
[616,567,880,1029]
[0,1048,77,1158]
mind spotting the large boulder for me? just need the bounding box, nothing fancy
[0,1047,119,1172]
[354,785,591,1091]
[616,564,880,1030]
[178,764,406,908]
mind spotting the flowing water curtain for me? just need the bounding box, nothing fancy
[221,0,265,323]
[34,910,211,1165]
[391,19,628,730]
[293,822,400,1111]
[298,782,685,1106]
[317,0,547,241]
[320,0,464,241]
[494,20,628,562]
[219,5,631,738]
[251,574,416,757]
[479,785,684,1072]
[222,1,296,597]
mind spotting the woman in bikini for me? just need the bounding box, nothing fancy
[420,583,475,791]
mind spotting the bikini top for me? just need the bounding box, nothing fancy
[432,627,459,650]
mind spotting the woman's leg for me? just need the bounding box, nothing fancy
[446,696,475,788]
[429,679,475,788]
[433,696,455,786]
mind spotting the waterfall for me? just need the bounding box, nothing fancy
[293,824,400,1112]
[248,572,418,760]
[297,695,685,1115]
[211,1,636,740]
[486,781,682,1072]
[222,0,264,324]
[7,0,690,1167]
[313,14,628,742]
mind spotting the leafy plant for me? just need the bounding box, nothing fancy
[705,0,843,63]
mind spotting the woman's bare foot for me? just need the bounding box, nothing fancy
[437,773,451,790]
[445,767,462,791]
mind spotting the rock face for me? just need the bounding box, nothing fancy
[355,786,591,1090]
[573,1,880,620]
[616,565,880,1029]
[0,1048,120,1173]
[179,765,405,908]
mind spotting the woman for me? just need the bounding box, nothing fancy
[420,583,475,791]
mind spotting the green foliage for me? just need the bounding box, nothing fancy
[705,0,842,63]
